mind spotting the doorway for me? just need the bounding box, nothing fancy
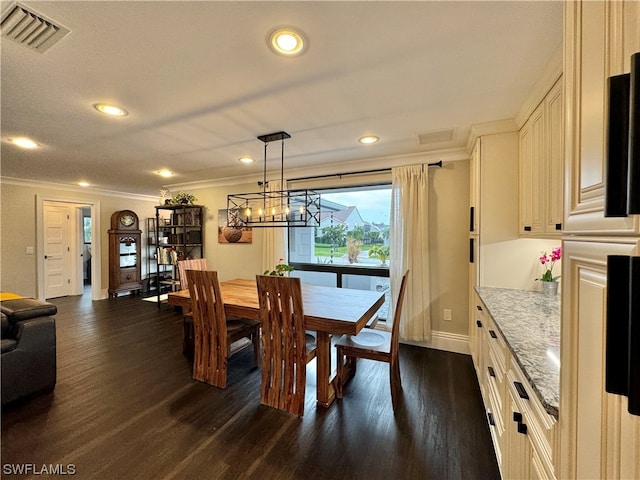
[37,196,102,301]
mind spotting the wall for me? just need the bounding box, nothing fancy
[429,159,470,336]
[290,156,472,342]
[0,181,159,297]
[185,182,263,281]
[1,163,471,346]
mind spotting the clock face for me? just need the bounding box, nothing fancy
[120,213,135,227]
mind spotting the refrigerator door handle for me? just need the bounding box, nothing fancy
[605,255,631,396]
[628,52,640,214]
[628,256,640,416]
[606,255,640,417]
[604,73,631,217]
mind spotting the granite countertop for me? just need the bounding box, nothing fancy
[475,286,560,418]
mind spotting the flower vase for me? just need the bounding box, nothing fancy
[541,281,558,296]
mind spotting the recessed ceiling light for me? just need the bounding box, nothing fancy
[9,137,39,149]
[156,170,175,178]
[359,135,379,144]
[94,103,128,117]
[77,181,90,187]
[268,27,308,57]
[238,157,254,164]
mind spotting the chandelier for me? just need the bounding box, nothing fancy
[226,131,320,228]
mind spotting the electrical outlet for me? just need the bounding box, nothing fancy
[26,246,34,255]
[444,308,452,321]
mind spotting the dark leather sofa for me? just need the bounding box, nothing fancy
[1,298,57,405]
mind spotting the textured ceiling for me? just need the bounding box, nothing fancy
[1,1,563,196]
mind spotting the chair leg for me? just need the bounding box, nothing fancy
[336,346,344,398]
[252,330,260,368]
[390,359,402,410]
[182,319,194,355]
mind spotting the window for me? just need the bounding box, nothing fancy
[83,216,92,244]
[288,184,392,319]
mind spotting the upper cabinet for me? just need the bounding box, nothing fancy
[564,0,640,234]
[519,77,564,237]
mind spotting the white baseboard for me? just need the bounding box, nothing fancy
[401,330,470,355]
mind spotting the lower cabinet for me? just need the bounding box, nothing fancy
[504,359,557,480]
[470,292,558,479]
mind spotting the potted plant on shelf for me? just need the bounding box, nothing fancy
[170,191,197,205]
[536,246,562,295]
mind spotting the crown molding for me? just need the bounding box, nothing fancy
[515,47,563,128]
[165,146,470,191]
[0,176,157,201]
[465,118,519,153]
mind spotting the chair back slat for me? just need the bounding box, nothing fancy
[187,270,228,388]
[256,275,309,416]
[178,258,208,290]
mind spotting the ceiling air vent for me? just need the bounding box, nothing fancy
[417,128,455,145]
[1,2,70,53]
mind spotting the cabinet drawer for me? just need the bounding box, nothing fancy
[483,315,508,376]
[119,268,139,284]
[507,358,556,478]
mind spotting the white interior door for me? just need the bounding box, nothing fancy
[44,204,71,299]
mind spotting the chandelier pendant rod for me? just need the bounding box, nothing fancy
[262,141,268,221]
[280,137,285,216]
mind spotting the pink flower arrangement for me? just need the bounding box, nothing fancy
[537,247,562,282]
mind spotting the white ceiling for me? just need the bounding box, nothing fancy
[1,0,563,196]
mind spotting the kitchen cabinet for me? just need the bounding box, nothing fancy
[472,287,560,479]
[564,0,640,234]
[469,292,485,378]
[519,77,564,237]
[560,1,640,478]
[560,239,640,480]
[467,125,520,288]
[505,357,557,480]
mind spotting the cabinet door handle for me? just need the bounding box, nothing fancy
[489,330,497,339]
[513,411,522,423]
[487,412,495,426]
[469,238,475,263]
[476,305,483,311]
[469,206,475,232]
[629,52,640,214]
[606,255,631,396]
[514,381,529,400]
[488,366,495,378]
[629,257,640,416]
[476,320,483,328]
[517,422,528,435]
[555,223,562,230]
[605,73,631,217]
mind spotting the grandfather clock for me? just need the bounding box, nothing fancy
[108,210,142,297]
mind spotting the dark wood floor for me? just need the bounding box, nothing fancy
[1,290,500,480]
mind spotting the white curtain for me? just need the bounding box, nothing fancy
[389,165,431,341]
[261,179,288,272]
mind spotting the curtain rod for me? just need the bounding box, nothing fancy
[287,160,442,183]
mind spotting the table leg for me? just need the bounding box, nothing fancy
[315,331,336,407]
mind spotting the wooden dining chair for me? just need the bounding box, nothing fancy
[177,259,208,353]
[256,275,317,416]
[187,270,260,388]
[335,270,409,410]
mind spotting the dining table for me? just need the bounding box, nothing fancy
[168,277,385,407]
